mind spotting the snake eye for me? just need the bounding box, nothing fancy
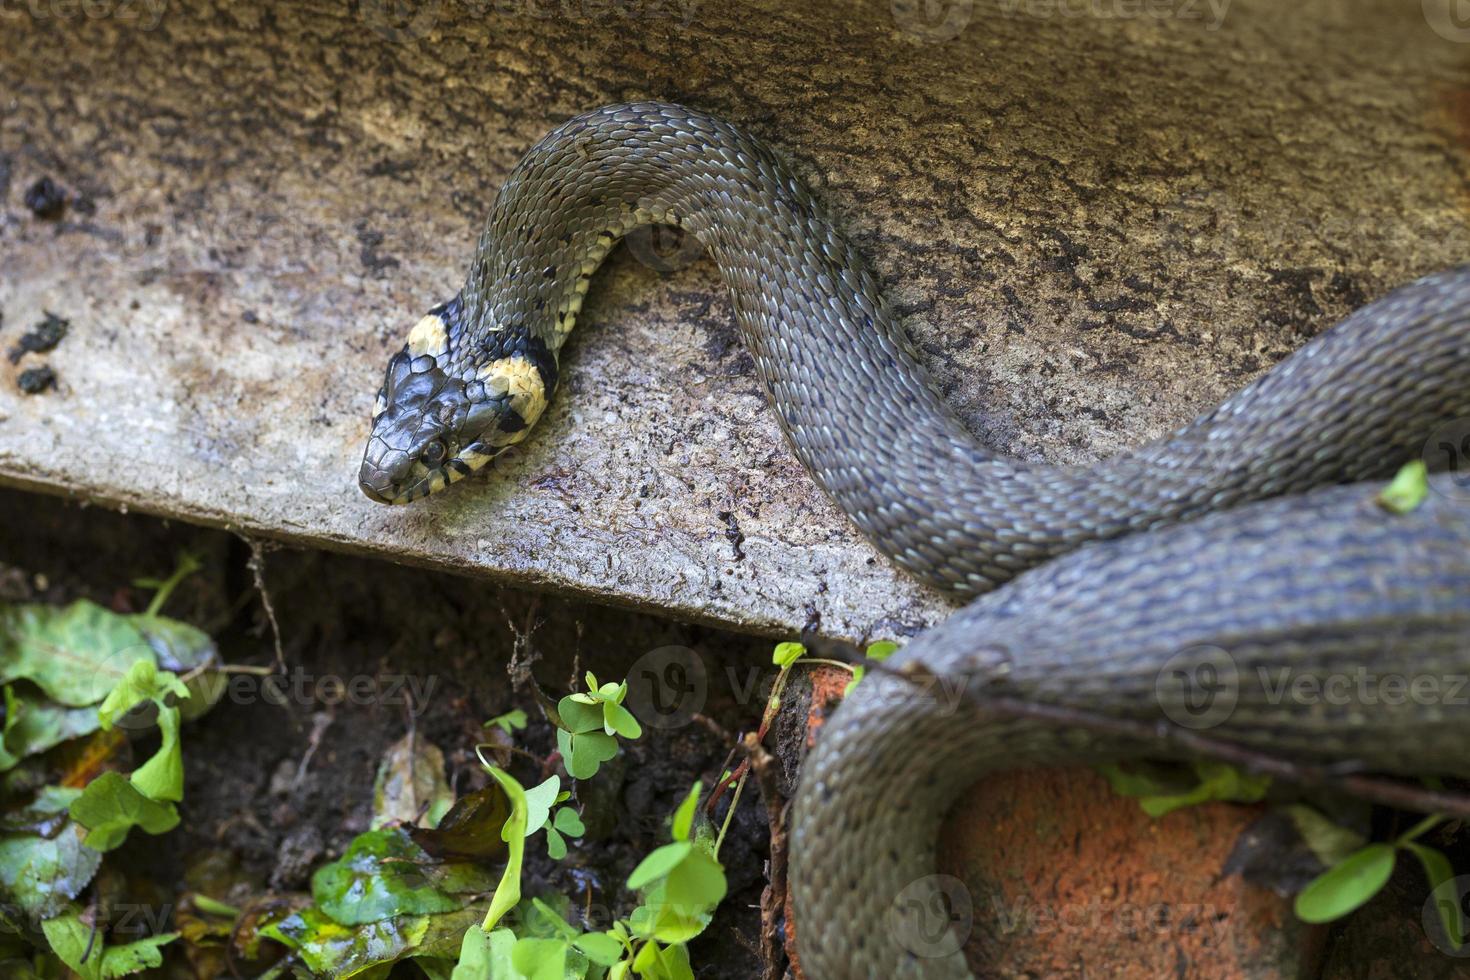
[421,440,447,466]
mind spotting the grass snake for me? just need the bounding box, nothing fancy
[359,102,1470,978]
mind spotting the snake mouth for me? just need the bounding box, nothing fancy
[360,462,450,506]
[359,440,506,505]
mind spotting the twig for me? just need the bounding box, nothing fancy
[857,657,1470,820]
[241,535,285,673]
[293,711,333,791]
[503,598,561,723]
[742,731,790,980]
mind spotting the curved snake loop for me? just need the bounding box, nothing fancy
[360,103,1470,978]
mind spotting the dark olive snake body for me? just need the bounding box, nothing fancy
[360,103,1470,978]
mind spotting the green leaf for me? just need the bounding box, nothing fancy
[545,827,567,860]
[69,771,180,851]
[0,684,100,770]
[128,614,217,674]
[41,906,177,979]
[510,936,568,980]
[1096,762,1185,798]
[373,734,454,830]
[1404,842,1466,950]
[556,697,606,736]
[556,728,618,780]
[0,785,81,835]
[842,665,865,697]
[866,640,899,661]
[482,767,529,932]
[483,710,527,735]
[522,776,561,840]
[450,926,515,980]
[627,842,693,891]
[312,828,498,926]
[573,931,623,966]
[603,702,642,740]
[1378,460,1429,514]
[632,892,709,946]
[526,897,578,940]
[129,704,184,802]
[772,642,805,668]
[663,848,727,917]
[0,601,155,706]
[1284,804,1368,868]
[671,783,701,842]
[98,659,189,730]
[0,820,103,920]
[658,942,695,980]
[552,808,584,837]
[1101,761,1270,818]
[1294,843,1396,923]
[265,903,482,979]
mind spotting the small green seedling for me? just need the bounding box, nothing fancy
[555,672,643,779]
[1296,812,1465,950]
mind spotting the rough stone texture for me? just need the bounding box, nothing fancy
[1,0,1467,641]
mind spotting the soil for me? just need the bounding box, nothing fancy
[0,486,788,979]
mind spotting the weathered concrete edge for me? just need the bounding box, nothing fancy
[0,462,936,644]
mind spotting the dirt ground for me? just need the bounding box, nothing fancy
[0,485,798,979]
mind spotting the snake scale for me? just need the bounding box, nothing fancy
[359,103,1470,978]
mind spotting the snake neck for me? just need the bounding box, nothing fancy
[462,102,1470,596]
[461,101,983,548]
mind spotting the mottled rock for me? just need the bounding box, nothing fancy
[1,0,1465,641]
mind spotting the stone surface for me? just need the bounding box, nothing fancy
[2,0,1468,645]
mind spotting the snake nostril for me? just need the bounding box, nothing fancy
[359,445,413,495]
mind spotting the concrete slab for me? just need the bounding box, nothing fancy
[1,0,1467,641]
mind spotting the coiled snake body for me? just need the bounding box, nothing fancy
[360,103,1470,978]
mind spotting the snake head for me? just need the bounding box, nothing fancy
[359,296,559,504]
